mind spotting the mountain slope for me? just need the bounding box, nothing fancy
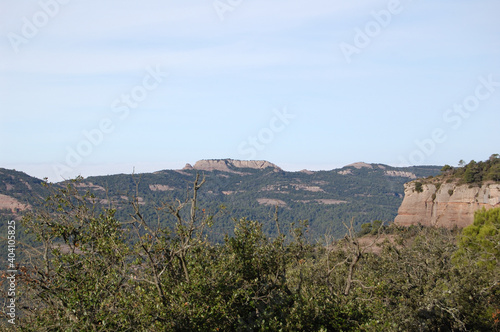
[78,160,441,239]
[0,160,442,239]
[0,168,47,218]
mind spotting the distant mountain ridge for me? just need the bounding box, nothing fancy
[184,159,282,174]
[0,159,442,239]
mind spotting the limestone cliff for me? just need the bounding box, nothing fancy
[189,159,282,173]
[394,181,500,228]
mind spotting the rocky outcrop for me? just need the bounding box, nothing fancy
[0,194,30,212]
[384,170,417,179]
[344,162,388,170]
[394,181,500,228]
[191,159,282,173]
[257,198,287,207]
[345,162,373,169]
[149,184,176,191]
[338,169,353,175]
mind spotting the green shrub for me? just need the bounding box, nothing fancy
[7,177,500,331]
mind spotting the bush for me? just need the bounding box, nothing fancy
[3,177,499,331]
[456,207,500,269]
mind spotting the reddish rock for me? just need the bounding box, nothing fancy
[394,182,500,228]
[192,159,282,173]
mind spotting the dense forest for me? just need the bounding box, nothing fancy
[77,163,441,241]
[1,174,499,331]
[0,162,442,245]
[440,154,500,184]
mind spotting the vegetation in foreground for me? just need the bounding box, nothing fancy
[1,176,499,331]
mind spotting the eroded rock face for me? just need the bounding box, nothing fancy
[394,182,500,228]
[384,170,417,179]
[191,159,282,173]
[149,184,176,191]
[345,162,373,169]
[0,194,31,212]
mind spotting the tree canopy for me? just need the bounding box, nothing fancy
[1,178,499,330]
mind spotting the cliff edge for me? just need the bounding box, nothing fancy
[187,159,282,173]
[394,181,500,228]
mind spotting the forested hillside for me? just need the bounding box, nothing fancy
[69,161,442,240]
[0,161,441,240]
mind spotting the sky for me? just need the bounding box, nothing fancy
[1,0,499,182]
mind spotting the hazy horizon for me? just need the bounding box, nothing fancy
[2,157,454,182]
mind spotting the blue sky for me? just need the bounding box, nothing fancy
[1,0,499,181]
